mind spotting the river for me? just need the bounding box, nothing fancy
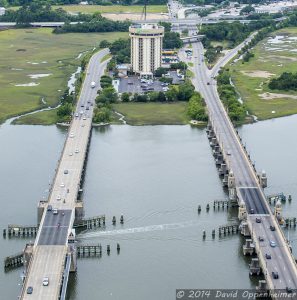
[0,115,296,299]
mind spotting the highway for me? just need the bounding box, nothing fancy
[182,28,297,291]
[20,48,109,300]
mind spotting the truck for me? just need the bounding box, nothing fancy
[91,81,96,88]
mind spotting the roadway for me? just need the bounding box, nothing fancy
[181,27,297,291]
[21,48,109,300]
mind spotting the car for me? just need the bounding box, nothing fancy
[81,124,85,127]
[42,277,49,286]
[128,81,133,85]
[207,82,210,85]
[60,183,65,187]
[64,170,68,175]
[270,241,276,247]
[90,103,93,106]
[70,133,75,138]
[258,236,264,242]
[56,195,61,200]
[256,218,261,223]
[83,117,86,120]
[47,205,52,212]
[286,287,293,293]
[86,107,89,110]
[81,104,84,107]
[75,149,79,154]
[69,152,73,156]
[265,253,271,259]
[270,225,275,231]
[27,286,33,294]
[75,113,79,117]
[272,271,279,279]
[227,150,231,156]
[250,208,255,214]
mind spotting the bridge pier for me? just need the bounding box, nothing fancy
[258,170,267,188]
[238,203,247,220]
[243,239,254,255]
[249,258,261,276]
[256,280,267,293]
[240,221,250,236]
[75,201,84,224]
[37,201,47,225]
[23,243,34,271]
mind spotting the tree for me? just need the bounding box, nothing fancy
[177,81,195,101]
[157,92,166,102]
[99,40,111,48]
[154,67,167,78]
[148,91,159,102]
[121,92,130,102]
[96,87,118,104]
[163,32,182,49]
[165,87,178,102]
[240,5,255,15]
[187,92,208,121]
[93,107,111,123]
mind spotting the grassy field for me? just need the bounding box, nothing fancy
[13,109,58,125]
[229,27,297,120]
[53,5,167,14]
[113,102,189,125]
[0,28,127,124]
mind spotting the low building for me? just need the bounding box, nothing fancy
[116,64,129,78]
[129,23,164,78]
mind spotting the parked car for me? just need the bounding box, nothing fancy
[270,225,275,231]
[265,253,271,259]
[27,286,33,294]
[256,218,261,223]
[270,241,276,247]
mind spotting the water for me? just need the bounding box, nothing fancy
[0,116,297,299]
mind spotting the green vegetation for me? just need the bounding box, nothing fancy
[13,109,58,125]
[217,69,246,123]
[0,28,127,124]
[54,5,167,14]
[162,24,183,49]
[229,27,297,120]
[113,102,188,125]
[268,72,297,91]
[187,92,208,122]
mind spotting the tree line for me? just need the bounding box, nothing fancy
[268,72,297,91]
[217,69,246,123]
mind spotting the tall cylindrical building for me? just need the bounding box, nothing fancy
[129,24,164,77]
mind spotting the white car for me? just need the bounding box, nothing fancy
[83,117,86,120]
[75,149,79,154]
[70,133,75,138]
[60,183,65,187]
[56,195,61,200]
[53,208,58,215]
[42,277,49,286]
[69,152,73,156]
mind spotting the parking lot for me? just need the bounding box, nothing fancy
[118,76,168,94]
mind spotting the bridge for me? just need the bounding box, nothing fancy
[181,27,297,293]
[19,48,109,299]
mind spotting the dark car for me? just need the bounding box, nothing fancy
[250,208,255,214]
[256,218,261,223]
[270,225,276,231]
[47,205,52,212]
[265,253,271,259]
[27,286,33,294]
[272,271,279,279]
[286,287,293,293]
[258,236,264,242]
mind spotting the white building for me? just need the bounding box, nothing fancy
[0,7,6,16]
[129,24,164,77]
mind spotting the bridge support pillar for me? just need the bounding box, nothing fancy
[23,243,34,271]
[243,239,254,255]
[68,245,77,273]
[37,201,47,225]
[249,258,261,275]
[258,170,267,188]
[227,170,237,204]
[274,200,283,223]
[240,221,250,236]
[256,280,267,293]
[210,137,218,148]
[219,163,228,176]
[75,201,84,224]
[238,203,247,220]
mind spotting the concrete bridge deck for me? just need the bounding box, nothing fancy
[185,32,297,292]
[20,48,109,300]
